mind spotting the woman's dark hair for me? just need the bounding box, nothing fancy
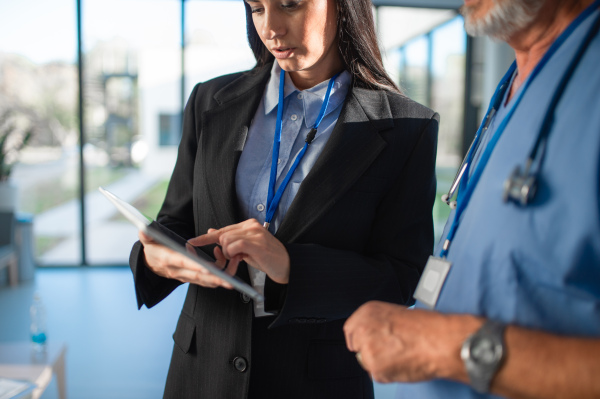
[243,0,401,93]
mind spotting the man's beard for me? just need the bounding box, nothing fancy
[461,0,545,41]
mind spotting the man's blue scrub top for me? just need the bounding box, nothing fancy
[396,7,600,399]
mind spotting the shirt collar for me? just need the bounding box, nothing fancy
[263,62,351,128]
[264,62,296,115]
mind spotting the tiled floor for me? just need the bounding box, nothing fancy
[0,268,397,399]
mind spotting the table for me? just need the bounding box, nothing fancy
[0,342,66,399]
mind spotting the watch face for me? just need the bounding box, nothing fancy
[471,336,502,365]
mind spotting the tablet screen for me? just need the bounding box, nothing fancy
[98,186,264,302]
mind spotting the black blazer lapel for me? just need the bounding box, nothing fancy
[200,66,271,228]
[276,87,393,243]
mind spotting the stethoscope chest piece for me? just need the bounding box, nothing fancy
[502,165,537,206]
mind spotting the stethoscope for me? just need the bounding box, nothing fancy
[442,3,600,209]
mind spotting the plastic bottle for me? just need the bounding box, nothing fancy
[30,292,47,352]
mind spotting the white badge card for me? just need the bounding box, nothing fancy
[413,256,452,309]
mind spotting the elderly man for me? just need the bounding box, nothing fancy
[344,0,600,398]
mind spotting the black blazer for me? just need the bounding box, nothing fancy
[129,63,439,399]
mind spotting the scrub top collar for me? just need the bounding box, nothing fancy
[263,62,351,129]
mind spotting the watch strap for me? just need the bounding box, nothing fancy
[462,319,506,393]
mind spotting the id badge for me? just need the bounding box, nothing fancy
[413,256,452,309]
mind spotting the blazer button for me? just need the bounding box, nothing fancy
[240,293,251,303]
[233,356,248,372]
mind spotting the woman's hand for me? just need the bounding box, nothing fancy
[189,219,291,284]
[138,231,240,289]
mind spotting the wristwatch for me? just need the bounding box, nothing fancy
[460,319,506,393]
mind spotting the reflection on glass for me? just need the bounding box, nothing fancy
[431,17,466,241]
[83,0,255,265]
[380,14,467,242]
[431,16,466,169]
[0,0,80,266]
[81,0,179,265]
[400,36,430,107]
[184,1,256,92]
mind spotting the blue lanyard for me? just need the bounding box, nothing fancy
[440,0,600,258]
[263,70,340,229]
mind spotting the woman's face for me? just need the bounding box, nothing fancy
[246,0,342,88]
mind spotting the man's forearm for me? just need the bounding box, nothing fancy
[441,315,600,399]
[487,325,600,399]
[344,303,600,399]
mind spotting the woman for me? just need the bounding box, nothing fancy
[130,0,439,397]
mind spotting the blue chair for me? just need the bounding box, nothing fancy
[0,212,18,286]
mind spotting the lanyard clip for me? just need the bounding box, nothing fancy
[305,128,318,144]
[442,239,450,251]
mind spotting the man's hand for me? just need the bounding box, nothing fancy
[344,301,479,383]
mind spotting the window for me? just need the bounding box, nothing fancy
[158,113,181,147]
[378,10,467,241]
[0,0,79,265]
[1,1,467,266]
[0,0,255,266]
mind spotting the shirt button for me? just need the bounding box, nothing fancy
[291,114,298,121]
[277,158,281,165]
[256,203,265,212]
[297,93,303,99]
[240,293,251,303]
[233,357,248,372]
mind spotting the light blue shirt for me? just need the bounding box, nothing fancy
[235,62,351,315]
[397,7,600,398]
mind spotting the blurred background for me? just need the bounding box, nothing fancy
[0,0,515,398]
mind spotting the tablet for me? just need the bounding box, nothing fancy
[98,186,264,302]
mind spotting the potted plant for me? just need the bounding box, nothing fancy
[0,109,32,211]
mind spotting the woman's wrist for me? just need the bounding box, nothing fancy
[268,256,290,284]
